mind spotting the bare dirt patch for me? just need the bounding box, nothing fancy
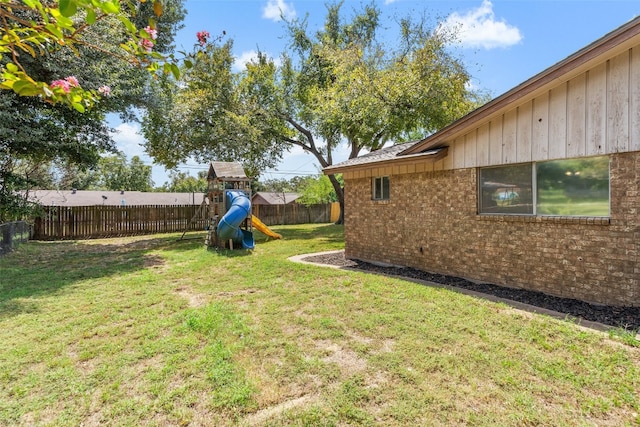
[315,339,367,374]
[67,345,96,376]
[348,331,373,345]
[217,289,260,297]
[175,286,208,308]
[142,254,166,269]
[243,394,318,426]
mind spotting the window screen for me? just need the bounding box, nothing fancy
[479,164,533,214]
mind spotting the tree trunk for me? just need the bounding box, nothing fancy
[327,174,344,224]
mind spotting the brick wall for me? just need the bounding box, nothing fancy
[343,151,640,306]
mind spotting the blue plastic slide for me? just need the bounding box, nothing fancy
[216,190,255,249]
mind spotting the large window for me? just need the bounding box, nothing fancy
[537,157,609,216]
[479,163,533,214]
[479,156,609,217]
[372,176,390,200]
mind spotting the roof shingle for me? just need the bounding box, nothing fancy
[208,161,249,179]
[323,142,417,172]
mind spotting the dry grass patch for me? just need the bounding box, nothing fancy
[175,285,208,308]
[243,394,319,426]
[315,339,367,374]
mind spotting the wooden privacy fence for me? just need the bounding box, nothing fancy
[32,203,336,240]
[33,205,208,240]
[252,203,335,226]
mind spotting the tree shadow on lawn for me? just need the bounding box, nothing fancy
[206,246,253,258]
[0,235,200,318]
[268,223,344,243]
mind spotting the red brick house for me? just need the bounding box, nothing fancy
[325,17,640,307]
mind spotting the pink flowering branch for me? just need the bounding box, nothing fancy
[197,30,210,47]
[0,0,180,111]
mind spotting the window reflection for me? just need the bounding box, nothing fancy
[479,164,533,214]
[537,157,609,216]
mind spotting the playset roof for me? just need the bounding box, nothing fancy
[207,161,249,180]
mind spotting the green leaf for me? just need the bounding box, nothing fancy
[44,23,64,40]
[170,63,180,79]
[184,59,193,69]
[6,63,18,73]
[13,80,39,96]
[0,80,15,89]
[72,102,86,113]
[53,14,75,28]
[86,8,96,25]
[99,1,120,14]
[22,0,37,8]
[118,16,137,33]
[59,0,78,18]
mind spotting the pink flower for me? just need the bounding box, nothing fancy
[98,85,111,96]
[196,30,210,46]
[65,76,79,87]
[139,38,154,52]
[50,75,81,93]
[50,79,71,94]
[144,26,158,40]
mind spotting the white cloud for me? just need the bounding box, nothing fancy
[262,0,296,22]
[383,0,399,4]
[440,0,522,49]
[109,122,176,186]
[233,50,282,72]
[110,122,148,160]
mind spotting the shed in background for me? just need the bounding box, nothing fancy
[252,192,301,205]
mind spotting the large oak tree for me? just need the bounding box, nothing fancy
[143,2,485,222]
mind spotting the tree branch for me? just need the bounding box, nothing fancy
[282,136,310,151]
[285,115,317,153]
[282,134,330,169]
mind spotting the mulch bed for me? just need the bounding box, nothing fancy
[302,251,640,331]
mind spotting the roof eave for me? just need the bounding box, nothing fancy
[401,16,640,156]
[324,147,448,174]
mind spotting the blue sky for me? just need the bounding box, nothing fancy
[110,0,639,185]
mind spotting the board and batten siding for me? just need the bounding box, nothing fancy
[442,47,640,171]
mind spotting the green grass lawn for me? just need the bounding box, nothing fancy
[1,224,638,426]
[537,188,609,216]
